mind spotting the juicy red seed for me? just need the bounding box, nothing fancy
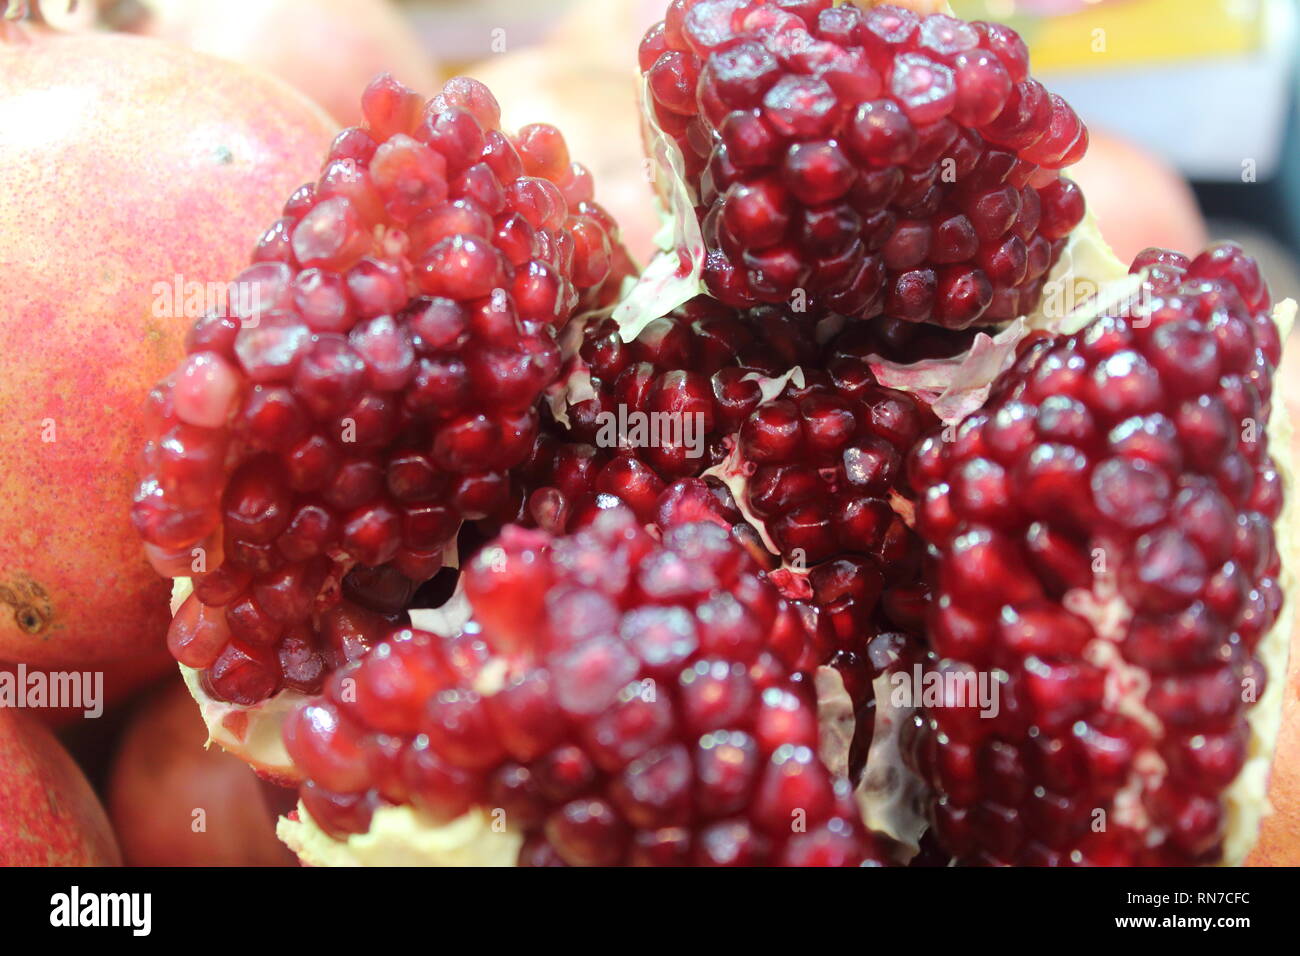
[362,74,423,140]
[204,640,282,706]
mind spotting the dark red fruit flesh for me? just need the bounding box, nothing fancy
[284,507,894,865]
[643,1,1088,328]
[906,243,1281,865]
[136,74,631,705]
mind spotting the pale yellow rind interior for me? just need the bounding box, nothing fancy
[1024,204,1130,332]
[277,802,522,867]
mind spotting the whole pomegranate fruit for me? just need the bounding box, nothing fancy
[104,0,436,128]
[0,704,121,865]
[0,27,336,668]
[108,681,296,866]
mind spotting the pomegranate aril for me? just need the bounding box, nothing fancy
[204,639,282,706]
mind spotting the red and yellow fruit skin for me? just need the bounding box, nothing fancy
[0,30,337,668]
[0,705,121,865]
[1247,621,1300,864]
[108,681,297,866]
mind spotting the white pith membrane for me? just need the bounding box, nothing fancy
[167,4,1295,863]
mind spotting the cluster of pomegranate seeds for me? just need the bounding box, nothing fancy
[905,243,1282,864]
[133,74,630,705]
[481,296,936,771]
[284,508,891,865]
[508,297,935,626]
[640,1,1087,328]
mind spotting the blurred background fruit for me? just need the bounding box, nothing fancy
[0,29,335,669]
[105,0,437,125]
[107,682,295,866]
[1068,128,1208,264]
[0,705,120,865]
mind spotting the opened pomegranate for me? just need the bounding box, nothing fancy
[136,74,631,761]
[138,0,1298,867]
[638,0,1087,327]
[905,243,1290,864]
[0,23,336,668]
[278,507,891,866]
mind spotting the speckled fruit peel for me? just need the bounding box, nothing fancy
[0,27,336,668]
[0,704,121,865]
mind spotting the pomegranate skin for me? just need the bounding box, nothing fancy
[120,0,436,127]
[0,705,121,865]
[108,682,296,866]
[0,31,336,667]
[1247,624,1300,864]
[0,645,173,729]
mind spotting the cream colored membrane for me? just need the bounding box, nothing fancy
[1025,204,1131,333]
[610,77,706,339]
[277,803,522,867]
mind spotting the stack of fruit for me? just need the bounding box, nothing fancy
[1,0,1295,867]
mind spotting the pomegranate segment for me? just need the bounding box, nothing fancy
[284,507,892,866]
[134,74,631,706]
[486,297,944,761]
[907,243,1285,865]
[640,1,1088,328]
